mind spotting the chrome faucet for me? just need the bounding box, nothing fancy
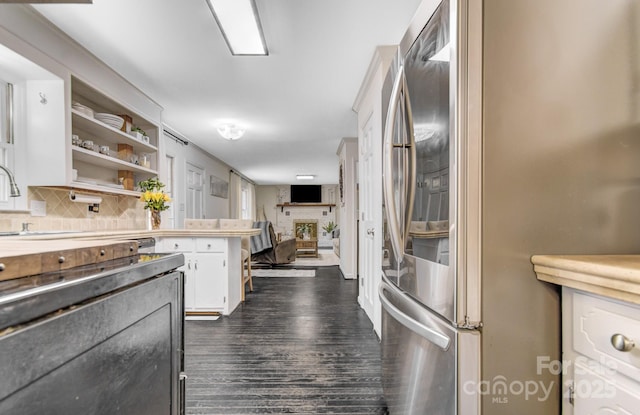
[0,164,20,197]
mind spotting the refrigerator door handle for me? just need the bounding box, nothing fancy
[383,65,405,262]
[379,281,451,351]
[402,74,417,246]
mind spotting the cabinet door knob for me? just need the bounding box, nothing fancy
[611,333,635,352]
[58,256,65,264]
[174,243,179,249]
[100,249,106,256]
[367,228,375,235]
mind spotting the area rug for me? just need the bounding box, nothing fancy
[252,269,316,277]
[290,251,340,267]
[251,250,339,269]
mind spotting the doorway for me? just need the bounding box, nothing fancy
[186,162,204,219]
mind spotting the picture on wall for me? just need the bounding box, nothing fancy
[210,175,229,198]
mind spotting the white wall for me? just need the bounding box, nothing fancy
[255,185,279,224]
[163,130,232,228]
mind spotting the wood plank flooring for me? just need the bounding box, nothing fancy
[184,266,389,414]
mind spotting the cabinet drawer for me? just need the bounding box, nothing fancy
[161,238,194,253]
[573,291,640,383]
[573,358,640,413]
[195,238,226,253]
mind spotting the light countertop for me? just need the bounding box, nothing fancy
[532,254,640,305]
[0,228,261,281]
[0,228,261,242]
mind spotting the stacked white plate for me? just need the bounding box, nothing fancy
[72,102,94,118]
[94,113,124,129]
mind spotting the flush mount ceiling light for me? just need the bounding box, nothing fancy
[296,175,315,180]
[205,0,268,56]
[217,123,245,140]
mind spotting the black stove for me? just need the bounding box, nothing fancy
[0,252,183,331]
[0,251,186,415]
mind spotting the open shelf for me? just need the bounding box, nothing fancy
[72,109,157,153]
[72,146,157,175]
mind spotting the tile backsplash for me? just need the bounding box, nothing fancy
[0,187,147,232]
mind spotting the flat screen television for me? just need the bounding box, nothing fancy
[290,185,322,203]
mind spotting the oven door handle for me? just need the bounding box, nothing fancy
[379,280,451,351]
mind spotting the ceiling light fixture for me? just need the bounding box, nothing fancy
[296,175,315,180]
[205,0,268,56]
[217,123,245,140]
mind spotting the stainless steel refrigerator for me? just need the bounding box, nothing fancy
[379,0,640,414]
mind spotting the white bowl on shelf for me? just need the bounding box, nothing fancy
[94,113,124,129]
[72,102,95,118]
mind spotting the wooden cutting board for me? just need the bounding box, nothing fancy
[0,239,139,281]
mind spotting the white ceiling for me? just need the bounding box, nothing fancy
[32,0,422,185]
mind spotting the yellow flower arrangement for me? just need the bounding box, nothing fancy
[138,177,171,211]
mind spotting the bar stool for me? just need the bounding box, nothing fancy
[241,239,253,301]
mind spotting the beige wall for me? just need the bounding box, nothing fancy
[0,187,145,232]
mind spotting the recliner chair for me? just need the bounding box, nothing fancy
[251,221,297,265]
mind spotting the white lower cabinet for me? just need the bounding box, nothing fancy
[563,287,640,414]
[190,253,226,310]
[159,237,241,317]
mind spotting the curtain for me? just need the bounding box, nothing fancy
[247,181,256,220]
[229,171,242,219]
[230,171,256,220]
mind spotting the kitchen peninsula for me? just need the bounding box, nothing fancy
[0,227,260,317]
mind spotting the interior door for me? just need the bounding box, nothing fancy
[186,162,204,219]
[358,111,382,333]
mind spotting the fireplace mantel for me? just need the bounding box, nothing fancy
[276,203,336,212]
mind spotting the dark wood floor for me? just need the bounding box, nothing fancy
[184,266,389,414]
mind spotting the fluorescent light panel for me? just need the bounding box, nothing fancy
[206,0,268,56]
[296,175,315,180]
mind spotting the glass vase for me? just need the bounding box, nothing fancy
[150,210,161,230]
